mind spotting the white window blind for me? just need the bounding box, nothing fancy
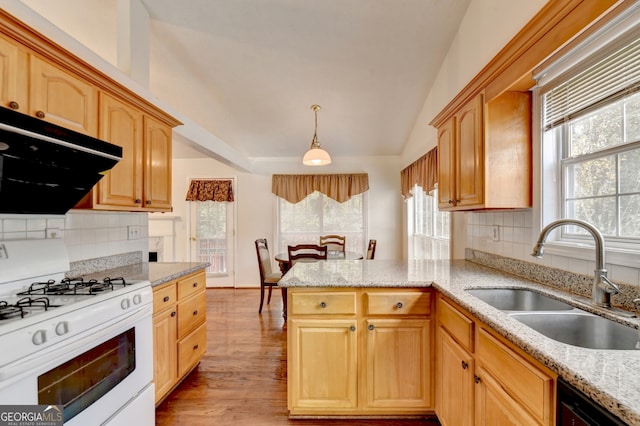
[543,35,640,130]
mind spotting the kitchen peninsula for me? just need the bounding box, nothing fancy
[279,258,640,424]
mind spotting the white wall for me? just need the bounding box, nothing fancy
[166,155,403,288]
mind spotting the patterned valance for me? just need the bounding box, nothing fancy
[400,147,437,200]
[272,173,369,204]
[185,179,234,202]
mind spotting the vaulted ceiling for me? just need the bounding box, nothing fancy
[18,0,472,165]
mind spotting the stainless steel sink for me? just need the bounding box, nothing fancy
[510,312,640,350]
[466,288,574,311]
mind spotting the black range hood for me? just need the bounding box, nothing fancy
[0,107,122,214]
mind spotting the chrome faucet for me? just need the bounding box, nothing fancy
[531,219,620,308]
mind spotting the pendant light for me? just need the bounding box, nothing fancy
[303,104,331,166]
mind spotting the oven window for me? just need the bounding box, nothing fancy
[38,328,136,422]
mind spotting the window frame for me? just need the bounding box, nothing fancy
[406,185,449,260]
[534,8,640,268]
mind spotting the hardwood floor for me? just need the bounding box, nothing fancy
[155,288,440,426]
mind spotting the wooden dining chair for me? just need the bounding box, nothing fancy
[255,238,283,313]
[288,244,328,266]
[319,235,346,253]
[366,239,377,259]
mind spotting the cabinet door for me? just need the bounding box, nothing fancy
[475,365,539,426]
[288,318,358,412]
[437,117,455,209]
[364,318,431,409]
[30,56,97,135]
[153,306,178,404]
[0,35,26,112]
[436,328,474,426]
[455,95,483,208]
[143,115,172,211]
[96,92,143,209]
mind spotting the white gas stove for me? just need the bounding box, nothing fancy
[0,239,154,426]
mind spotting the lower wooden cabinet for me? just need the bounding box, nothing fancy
[435,293,556,426]
[287,287,434,417]
[152,269,207,405]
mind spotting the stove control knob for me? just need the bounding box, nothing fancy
[32,330,47,345]
[55,321,69,336]
[133,294,142,305]
[121,299,131,310]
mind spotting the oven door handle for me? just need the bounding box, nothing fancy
[0,304,152,385]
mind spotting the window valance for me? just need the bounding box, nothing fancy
[185,179,234,202]
[400,147,437,200]
[272,173,369,204]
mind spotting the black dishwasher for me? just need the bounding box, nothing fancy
[557,378,628,425]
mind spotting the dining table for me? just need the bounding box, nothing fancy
[274,250,364,321]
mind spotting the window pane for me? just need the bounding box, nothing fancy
[197,202,227,274]
[621,194,640,237]
[624,92,640,142]
[566,197,617,236]
[280,191,321,233]
[323,195,363,233]
[619,149,640,193]
[565,156,616,198]
[569,103,622,157]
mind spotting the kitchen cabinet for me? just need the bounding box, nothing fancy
[75,93,173,212]
[435,294,555,426]
[0,9,181,212]
[436,91,531,211]
[0,33,97,136]
[287,287,433,417]
[152,269,207,405]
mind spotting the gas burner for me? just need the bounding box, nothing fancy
[103,277,129,286]
[0,300,24,320]
[16,296,53,310]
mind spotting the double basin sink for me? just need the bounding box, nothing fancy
[466,288,640,350]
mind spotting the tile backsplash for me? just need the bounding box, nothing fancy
[0,211,149,263]
[466,210,640,287]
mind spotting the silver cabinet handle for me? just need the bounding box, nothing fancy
[320,302,327,308]
[350,325,356,332]
[396,302,403,309]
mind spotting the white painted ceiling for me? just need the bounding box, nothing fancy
[18,0,472,163]
[140,0,472,161]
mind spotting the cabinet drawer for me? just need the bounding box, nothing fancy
[178,291,207,338]
[437,297,474,352]
[290,291,357,315]
[365,291,431,316]
[178,271,206,300]
[153,283,177,314]
[178,322,206,377]
[477,328,554,424]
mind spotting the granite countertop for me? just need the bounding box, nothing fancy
[280,258,640,425]
[81,262,209,287]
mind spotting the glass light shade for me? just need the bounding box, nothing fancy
[303,147,332,166]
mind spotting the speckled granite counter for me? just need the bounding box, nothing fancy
[81,262,209,287]
[280,259,640,425]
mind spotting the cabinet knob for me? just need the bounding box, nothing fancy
[8,101,19,110]
[350,325,356,332]
[396,302,403,309]
[171,311,176,317]
[163,296,170,302]
[461,360,468,369]
[368,324,375,331]
[320,302,327,308]
[35,110,45,118]
[474,375,481,384]
[146,200,152,205]
[193,282,198,288]
[448,199,453,204]
[193,310,198,316]
[193,344,199,350]
[135,198,142,204]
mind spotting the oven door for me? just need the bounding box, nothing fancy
[0,305,154,425]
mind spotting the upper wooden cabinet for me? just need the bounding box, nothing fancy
[436,92,531,211]
[0,10,181,212]
[30,56,97,136]
[75,93,173,212]
[0,34,97,136]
